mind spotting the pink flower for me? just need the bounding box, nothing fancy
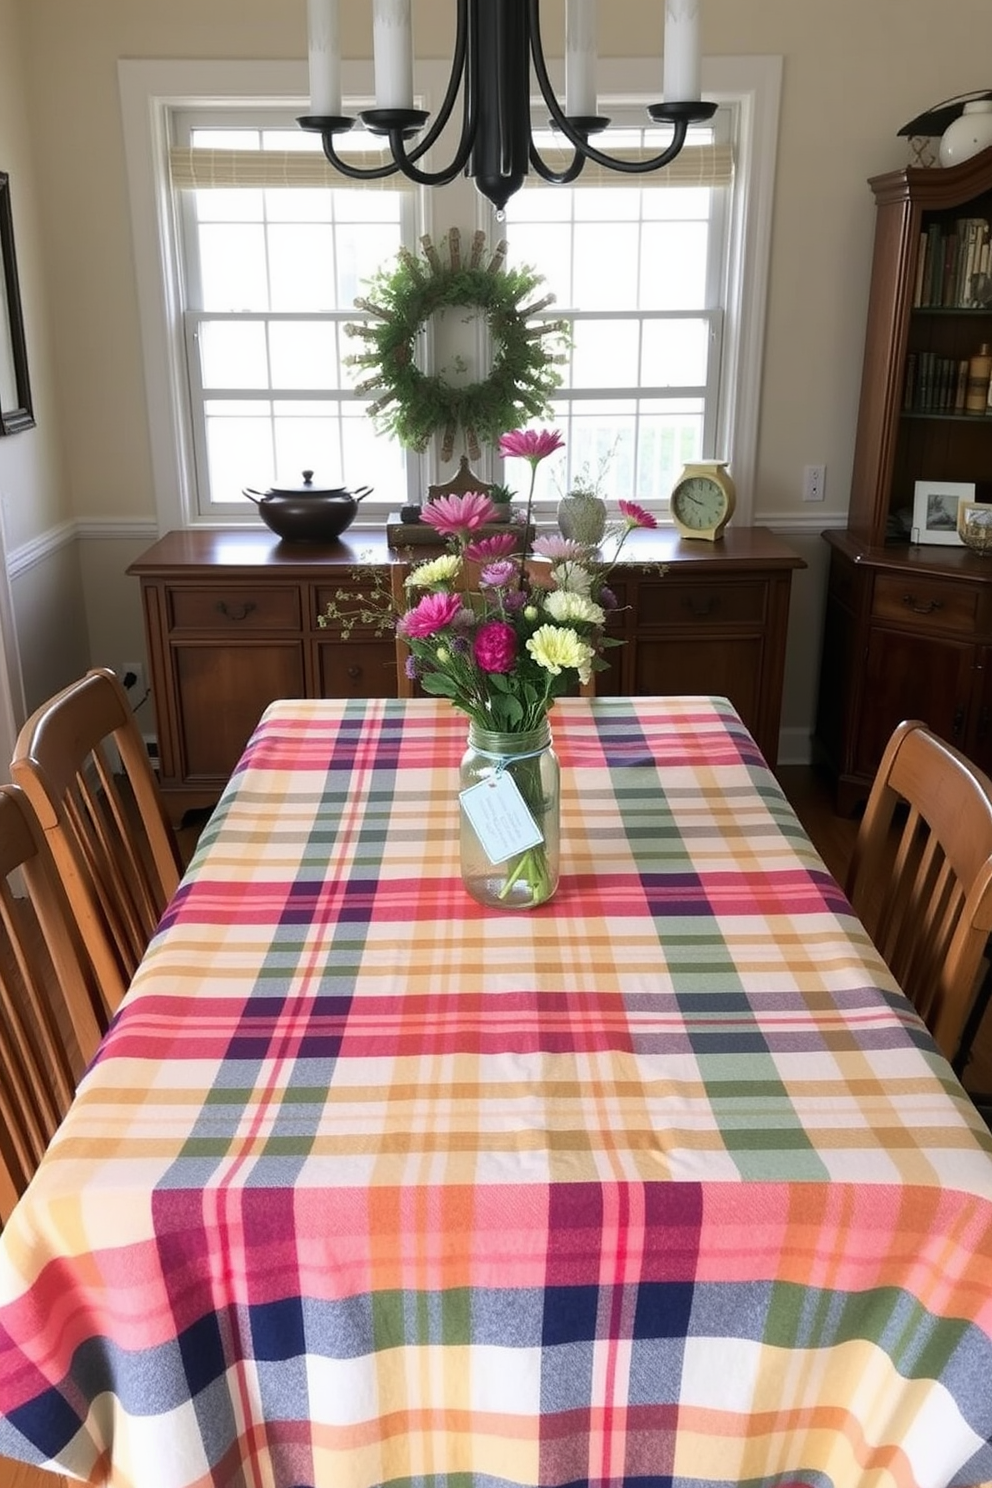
[473,620,517,673]
[618,499,657,530]
[531,534,591,561]
[420,492,496,538]
[464,533,519,563]
[498,427,565,466]
[397,591,465,639]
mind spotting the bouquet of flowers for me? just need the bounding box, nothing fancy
[398,428,656,727]
[321,427,657,908]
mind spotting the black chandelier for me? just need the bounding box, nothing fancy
[299,0,716,214]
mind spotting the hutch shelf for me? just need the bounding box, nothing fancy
[815,146,992,812]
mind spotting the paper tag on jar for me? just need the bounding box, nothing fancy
[459,773,544,865]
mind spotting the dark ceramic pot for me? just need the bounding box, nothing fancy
[243,471,373,543]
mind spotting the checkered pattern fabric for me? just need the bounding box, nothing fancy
[1,697,991,1488]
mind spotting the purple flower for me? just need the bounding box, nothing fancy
[473,620,518,673]
[599,585,619,611]
[404,654,420,679]
[502,589,528,613]
[479,560,518,589]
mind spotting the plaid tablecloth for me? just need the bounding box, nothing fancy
[1,696,992,1488]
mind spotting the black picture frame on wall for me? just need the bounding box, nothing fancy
[0,171,34,435]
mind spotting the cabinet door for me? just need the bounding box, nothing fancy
[634,636,763,734]
[316,637,396,698]
[967,647,992,774]
[856,627,974,778]
[171,643,306,780]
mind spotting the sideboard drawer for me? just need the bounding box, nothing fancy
[167,585,302,634]
[871,574,979,636]
[637,580,767,627]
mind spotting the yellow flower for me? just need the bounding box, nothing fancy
[543,590,605,627]
[406,553,462,588]
[526,624,596,685]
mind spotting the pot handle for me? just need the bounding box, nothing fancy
[242,488,264,504]
[352,485,374,501]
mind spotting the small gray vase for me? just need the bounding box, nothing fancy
[557,491,607,546]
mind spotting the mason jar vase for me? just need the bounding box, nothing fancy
[458,719,560,909]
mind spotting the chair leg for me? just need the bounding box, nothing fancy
[952,951,992,1079]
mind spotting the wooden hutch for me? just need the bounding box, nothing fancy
[815,146,992,812]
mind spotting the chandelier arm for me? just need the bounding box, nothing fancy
[526,0,694,174]
[528,141,588,187]
[383,124,477,188]
[317,138,406,182]
[391,0,471,163]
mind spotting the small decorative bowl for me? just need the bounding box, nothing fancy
[960,511,992,556]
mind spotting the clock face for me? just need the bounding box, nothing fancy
[672,476,728,529]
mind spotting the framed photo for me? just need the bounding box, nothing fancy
[912,480,976,545]
[0,171,34,436]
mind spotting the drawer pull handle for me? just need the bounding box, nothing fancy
[217,600,257,622]
[347,665,362,680]
[682,595,716,618]
[901,594,943,616]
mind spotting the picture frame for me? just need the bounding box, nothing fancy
[0,171,34,436]
[911,480,976,545]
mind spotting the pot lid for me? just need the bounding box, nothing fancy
[264,470,351,498]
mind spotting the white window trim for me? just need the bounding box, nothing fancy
[118,54,780,534]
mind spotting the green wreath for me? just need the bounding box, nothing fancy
[346,229,569,462]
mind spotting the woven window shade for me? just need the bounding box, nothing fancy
[169,141,732,191]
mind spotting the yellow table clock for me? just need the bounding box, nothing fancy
[670,462,736,541]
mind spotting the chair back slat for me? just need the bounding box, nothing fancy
[11,668,183,1022]
[846,719,992,1063]
[0,784,102,1225]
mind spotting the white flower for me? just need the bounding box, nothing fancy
[551,560,594,595]
[543,590,605,626]
[406,553,462,588]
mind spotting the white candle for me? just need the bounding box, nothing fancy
[565,0,597,119]
[307,0,341,117]
[663,0,701,104]
[373,0,414,111]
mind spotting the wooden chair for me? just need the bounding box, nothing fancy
[0,783,103,1226]
[845,718,992,1067]
[10,667,183,1023]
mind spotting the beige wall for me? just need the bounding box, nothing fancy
[5,0,992,747]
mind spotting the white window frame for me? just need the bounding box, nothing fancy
[119,54,781,532]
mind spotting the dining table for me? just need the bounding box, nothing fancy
[1,693,992,1488]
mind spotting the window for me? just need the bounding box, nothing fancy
[172,114,416,520]
[503,111,733,508]
[119,56,780,530]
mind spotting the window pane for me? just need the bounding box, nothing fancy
[268,223,337,310]
[273,401,342,481]
[269,321,342,390]
[504,223,572,303]
[200,224,269,310]
[641,318,709,386]
[198,321,269,389]
[571,320,640,387]
[203,403,275,503]
[640,222,708,308]
[264,187,335,223]
[195,187,264,224]
[573,225,638,309]
[337,225,404,305]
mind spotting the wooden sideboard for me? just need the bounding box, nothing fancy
[129,527,804,821]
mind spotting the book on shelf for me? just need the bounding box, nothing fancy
[912,215,992,308]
